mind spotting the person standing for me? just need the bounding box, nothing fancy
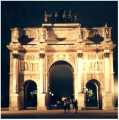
[73,99,78,113]
[69,98,73,111]
[63,99,67,113]
[67,98,70,112]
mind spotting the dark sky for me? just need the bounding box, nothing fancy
[1,1,118,107]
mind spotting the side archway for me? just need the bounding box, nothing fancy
[23,80,37,109]
[85,79,102,109]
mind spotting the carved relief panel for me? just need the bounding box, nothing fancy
[20,53,40,73]
[83,52,104,73]
[46,27,80,43]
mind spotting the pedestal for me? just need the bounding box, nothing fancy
[37,93,47,111]
[102,93,114,110]
[9,94,20,111]
[77,93,85,110]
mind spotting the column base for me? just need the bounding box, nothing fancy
[37,107,47,111]
[9,94,20,111]
[9,106,20,111]
[77,93,85,110]
[37,93,47,111]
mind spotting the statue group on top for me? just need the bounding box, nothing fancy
[44,10,79,23]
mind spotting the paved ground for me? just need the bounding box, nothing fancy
[1,109,118,118]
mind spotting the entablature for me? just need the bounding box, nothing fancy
[8,23,115,53]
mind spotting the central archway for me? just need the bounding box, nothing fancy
[47,61,74,109]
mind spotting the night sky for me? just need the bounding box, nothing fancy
[1,1,118,107]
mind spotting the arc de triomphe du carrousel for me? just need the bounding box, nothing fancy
[7,11,115,111]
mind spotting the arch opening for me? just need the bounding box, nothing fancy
[47,61,74,109]
[24,80,37,109]
[85,79,102,109]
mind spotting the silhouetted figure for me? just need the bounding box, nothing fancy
[54,11,58,23]
[62,10,66,23]
[48,13,52,23]
[73,99,78,113]
[67,10,73,22]
[63,99,67,113]
[44,11,48,23]
[58,9,64,23]
[69,98,73,111]
[67,98,70,111]
[44,10,80,23]
[44,10,53,23]
[74,15,79,23]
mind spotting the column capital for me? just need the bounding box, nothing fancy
[12,53,20,59]
[104,49,110,58]
[39,53,45,58]
[77,52,83,57]
[104,53,110,58]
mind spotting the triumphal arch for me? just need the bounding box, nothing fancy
[7,13,115,111]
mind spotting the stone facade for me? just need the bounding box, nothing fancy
[7,23,115,111]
